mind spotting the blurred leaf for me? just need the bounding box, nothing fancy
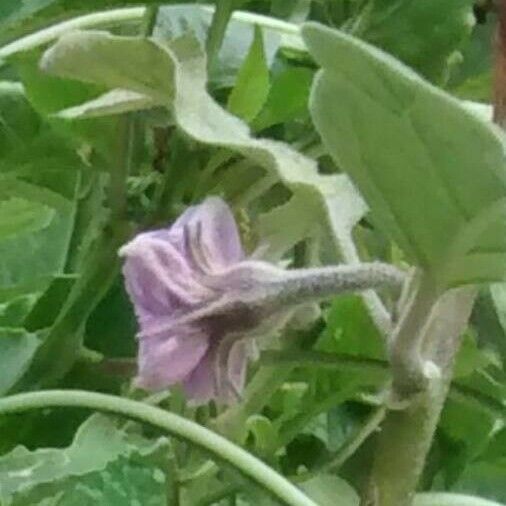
[0,293,38,327]
[85,278,136,358]
[299,474,359,506]
[450,460,506,504]
[0,197,54,240]
[0,413,169,505]
[415,493,506,506]
[0,174,78,291]
[490,284,506,356]
[252,66,313,131]
[0,328,40,396]
[449,16,494,102]
[304,23,506,289]
[439,398,496,463]
[320,295,385,360]
[454,331,497,379]
[353,0,475,83]
[0,82,80,293]
[246,415,279,458]
[227,25,269,122]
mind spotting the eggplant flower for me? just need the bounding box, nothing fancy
[120,197,404,404]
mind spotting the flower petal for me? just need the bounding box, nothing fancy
[121,234,213,330]
[183,349,217,404]
[226,339,250,397]
[135,329,209,391]
[185,197,245,269]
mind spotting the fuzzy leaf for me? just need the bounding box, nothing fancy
[304,23,506,289]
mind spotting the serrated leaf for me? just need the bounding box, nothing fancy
[227,25,269,122]
[304,23,506,290]
[449,460,506,504]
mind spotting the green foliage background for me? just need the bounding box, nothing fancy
[0,1,504,505]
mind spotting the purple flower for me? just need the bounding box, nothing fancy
[120,197,405,404]
[119,197,289,404]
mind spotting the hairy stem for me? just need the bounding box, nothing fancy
[364,284,476,506]
[0,390,317,506]
[280,263,405,307]
[388,270,439,399]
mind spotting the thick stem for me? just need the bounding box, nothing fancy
[364,286,476,506]
[388,271,439,399]
[0,390,317,506]
[280,263,405,307]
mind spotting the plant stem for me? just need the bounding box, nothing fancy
[206,0,236,71]
[387,271,439,399]
[364,285,476,506]
[0,7,303,61]
[109,114,132,224]
[141,4,159,37]
[260,350,388,377]
[279,263,405,307]
[0,390,317,506]
[261,350,506,422]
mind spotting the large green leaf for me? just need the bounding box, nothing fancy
[303,23,506,290]
[0,413,169,505]
[40,29,391,332]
